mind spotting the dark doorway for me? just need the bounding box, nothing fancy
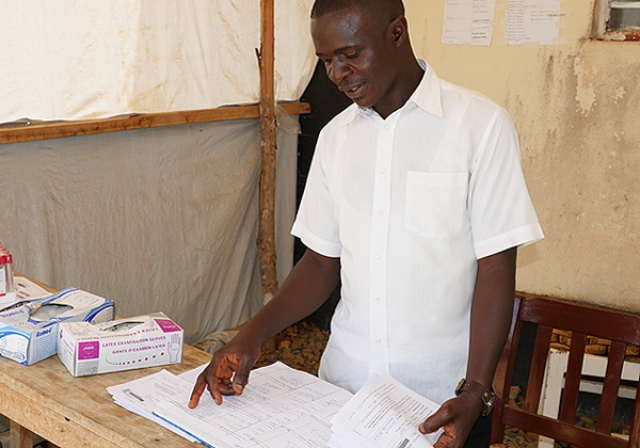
[295,60,351,330]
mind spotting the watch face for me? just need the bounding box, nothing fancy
[481,391,497,417]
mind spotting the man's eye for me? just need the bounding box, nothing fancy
[346,52,358,59]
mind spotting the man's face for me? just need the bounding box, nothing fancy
[311,7,397,111]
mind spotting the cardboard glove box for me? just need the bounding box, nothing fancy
[0,288,114,365]
[57,312,183,377]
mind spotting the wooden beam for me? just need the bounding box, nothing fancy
[257,0,279,304]
[0,102,310,145]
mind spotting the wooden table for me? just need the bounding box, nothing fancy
[0,337,212,448]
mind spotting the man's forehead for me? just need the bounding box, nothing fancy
[311,7,373,42]
[311,0,402,21]
[311,16,370,56]
[311,6,365,27]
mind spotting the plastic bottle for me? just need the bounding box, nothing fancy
[0,243,16,306]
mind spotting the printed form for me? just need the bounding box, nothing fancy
[328,374,443,448]
[110,363,445,448]
[147,362,352,448]
[505,0,562,45]
[442,0,497,46]
[107,370,199,442]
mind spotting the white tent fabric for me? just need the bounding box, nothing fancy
[0,120,298,344]
[0,0,317,344]
[0,0,316,123]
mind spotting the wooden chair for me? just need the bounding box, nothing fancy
[491,292,640,448]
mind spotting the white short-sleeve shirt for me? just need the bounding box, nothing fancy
[291,60,543,404]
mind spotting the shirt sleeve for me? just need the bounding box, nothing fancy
[290,130,343,258]
[468,107,544,259]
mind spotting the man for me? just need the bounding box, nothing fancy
[190,1,543,447]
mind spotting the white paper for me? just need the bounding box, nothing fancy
[328,374,444,448]
[442,0,496,46]
[14,276,50,300]
[148,362,352,448]
[0,275,51,310]
[177,362,207,383]
[505,0,561,45]
[107,370,199,443]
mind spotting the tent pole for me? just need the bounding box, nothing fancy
[257,0,278,305]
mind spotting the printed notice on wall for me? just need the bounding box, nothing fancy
[442,0,497,46]
[505,0,561,45]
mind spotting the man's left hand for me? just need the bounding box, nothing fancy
[419,393,483,448]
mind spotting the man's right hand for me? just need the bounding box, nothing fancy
[188,249,340,409]
[188,332,261,408]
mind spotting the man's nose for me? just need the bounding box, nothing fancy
[327,60,351,84]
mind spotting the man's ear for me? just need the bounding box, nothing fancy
[389,16,408,47]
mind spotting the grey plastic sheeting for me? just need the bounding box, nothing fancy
[0,119,297,345]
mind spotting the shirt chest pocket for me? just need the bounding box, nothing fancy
[405,171,469,239]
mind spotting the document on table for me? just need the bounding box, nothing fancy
[111,361,353,448]
[107,370,199,442]
[110,362,444,448]
[328,373,444,448]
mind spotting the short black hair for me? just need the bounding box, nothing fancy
[310,0,404,21]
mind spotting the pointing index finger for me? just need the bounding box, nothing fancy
[188,372,207,409]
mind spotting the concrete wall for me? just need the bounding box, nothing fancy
[405,0,640,311]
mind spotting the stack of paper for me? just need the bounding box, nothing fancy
[329,374,444,448]
[109,362,353,448]
[109,362,444,448]
[107,369,200,443]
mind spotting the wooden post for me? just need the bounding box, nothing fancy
[257,0,278,305]
[10,420,33,448]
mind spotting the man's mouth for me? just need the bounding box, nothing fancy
[340,82,365,99]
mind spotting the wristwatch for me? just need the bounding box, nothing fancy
[455,378,497,417]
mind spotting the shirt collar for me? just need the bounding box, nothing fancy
[410,59,444,118]
[337,58,444,126]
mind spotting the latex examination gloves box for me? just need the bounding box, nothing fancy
[57,312,183,377]
[0,288,114,365]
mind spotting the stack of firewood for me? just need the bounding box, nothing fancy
[254,321,329,375]
[550,329,640,361]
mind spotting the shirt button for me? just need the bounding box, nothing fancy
[374,254,381,260]
[377,211,384,217]
[383,125,389,131]
[374,298,381,305]
[375,339,382,346]
[380,167,387,174]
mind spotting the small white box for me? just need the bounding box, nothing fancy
[57,312,183,377]
[0,288,114,365]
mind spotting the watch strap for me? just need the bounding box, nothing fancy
[455,378,496,417]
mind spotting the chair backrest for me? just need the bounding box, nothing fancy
[491,292,640,448]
